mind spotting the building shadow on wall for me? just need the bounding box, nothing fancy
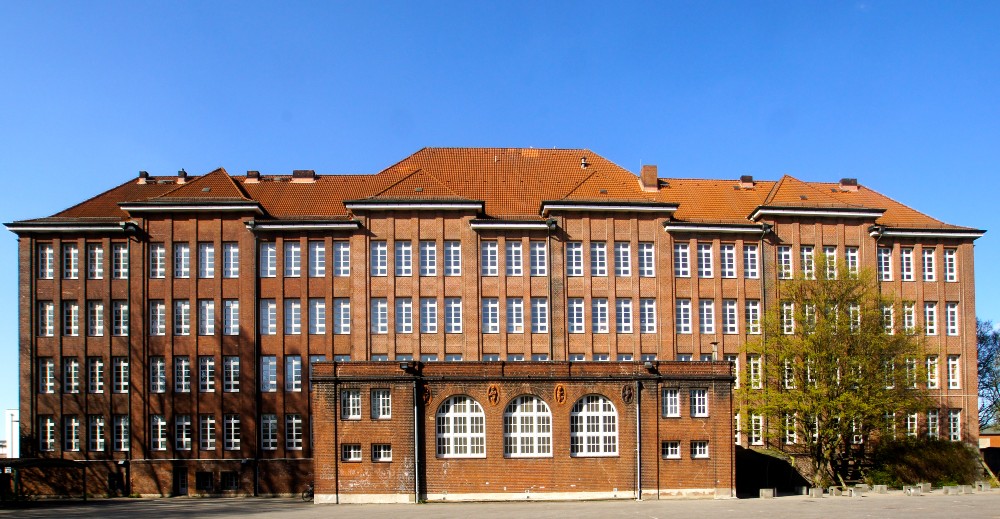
[735,446,809,498]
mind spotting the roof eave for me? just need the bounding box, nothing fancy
[119,201,264,214]
[748,206,886,222]
[245,219,362,232]
[5,220,139,236]
[344,199,485,212]
[868,226,986,240]
[540,200,678,216]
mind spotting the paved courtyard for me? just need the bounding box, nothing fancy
[2,491,1000,519]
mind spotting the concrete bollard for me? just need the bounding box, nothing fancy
[904,485,922,496]
[873,484,888,494]
[847,487,864,497]
[808,487,824,498]
[828,486,843,496]
[976,481,991,492]
[760,488,776,499]
[960,485,974,494]
[919,482,932,493]
[855,484,871,492]
[944,485,960,495]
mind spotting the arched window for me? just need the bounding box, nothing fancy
[436,395,486,458]
[570,394,617,456]
[503,395,552,458]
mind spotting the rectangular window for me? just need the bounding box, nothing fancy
[750,414,764,445]
[444,241,461,276]
[38,357,55,394]
[333,241,350,277]
[63,301,79,336]
[823,246,837,279]
[946,302,959,336]
[333,298,350,334]
[531,297,548,333]
[394,241,412,276]
[661,440,680,459]
[223,356,239,393]
[64,416,80,451]
[614,242,631,277]
[724,354,740,389]
[696,243,713,278]
[777,246,792,279]
[616,299,633,333]
[150,415,167,451]
[420,240,437,276]
[261,356,277,392]
[947,355,961,389]
[903,302,916,334]
[800,246,814,279]
[676,299,692,334]
[63,244,79,279]
[883,305,895,334]
[481,240,498,276]
[89,415,106,451]
[174,243,190,278]
[87,300,104,337]
[283,241,301,277]
[372,389,392,419]
[906,413,918,438]
[224,415,241,451]
[922,248,936,282]
[260,414,278,451]
[174,300,190,336]
[200,415,216,450]
[482,298,499,333]
[567,298,585,333]
[285,355,302,392]
[198,242,215,278]
[370,241,387,276]
[308,298,326,335]
[590,242,607,276]
[38,416,56,452]
[198,356,215,393]
[198,299,215,336]
[371,298,388,334]
[149,243,166,278]
[743,244,759,278]
[505,241,522,276]
[63,357,80,394]
[342,444,362,462]
[720,244,736,278]
[223,299,239,335]
[566,242,583,276]
[222,242,239,278]
[781,302,795,334]
[174,356,191,393]
[87,244,104,279]
[785,414,798,445]
[112,243,129,279]
[637,242,655,277]
[878,247,892,281]
[662,388,680,417]
[258,242,277,277]
[927,355,939,389]
[285,414,304,450]
[395,298,413,333]
[591,298,609,333]
[748,354,762,389]
[372,444,393,462]
[341,389,361,419]
[260,299,277,335]
[948,410,961,441]
[507,297,524,333]
[175,415,192,450]
[38,244,55,279]
[639,298,656,333]
[112,357,129,393]
[699,300,715,334]
[284,298,302,335]
[925,302,937,336]
[845,247,859,277]
[308,241,326,277]
[722,299,738,334]
[38,301,54,336]
[444,298,462,333]
[901,248,914,281]
[944,249,957,282]
[690,389,708,417]
[529,241,547,276]
[88,357,104,393]
[928,409,940,439]
[691,441,709,459]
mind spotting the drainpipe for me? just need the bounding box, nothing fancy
[635,379,642,501]
[546,218,557,360]
[413,377,420,503]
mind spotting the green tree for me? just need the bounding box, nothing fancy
[738,264,930,487]
[978,319,1000,429]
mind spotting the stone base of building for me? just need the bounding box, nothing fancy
[316,493,416,504]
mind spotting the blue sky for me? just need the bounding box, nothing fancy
[1,1,997,439]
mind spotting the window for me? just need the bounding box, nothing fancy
[925,302,938,336]
[781,302,795,334]
[849,303,861,333]
[261,414,278,451]
[927,355,939,389]
[284,299,302,335]
[223,356,239,393]
[823,246,837,279]
[507,297,524,333]
[198,356,215,393]
[529,241,547,276]
[906,413,919,438]
[149,243,166,278]
[198,242,215,278]
[691,441,709,459]
[371,298,388,334]
[63,244,79,279]
[308,241,326,277]
[112,243,129,279]
[38,301,54,336]
[88,357,104,393]
[922,248,936,282]
[748,354,762,389]
[481,240,498,276]
[38,357,55,393]
[285,355,302,392]
[531,297,548,333]
[785,413,798,444]
[505,241,522,276]
[901,248,914,281]
[948,410,961,441]
[223,299,239,335]
[750,414,764,445]
[372,389,392,419]
[843,247,858,277]
[944,249,957,282]
[333,241,351,277]
[928,409,940,439]
[903,302,916,334]
[722,300,738,334]
[419,240,437,276]
[777,246,792,279]
[342,444,362,462]
[87,244,103,279]
[662,440,680,459]
[724,354,740,389]
[224,415,241,451]
[174,356,191,393]
[503,395,552,457]
[174,243,190,278]
[222,242,239,278]
[699,300,715,334]
[445,298,462,333]
[638,242,655,277]
[286,414,303,450]
[38,244,55,279]
[370,241,387,276]
[112,357,129,393]
[672,243,690,277]
[800,246,814,279]
[720,244,736,278]
[260,356,277,392]
[112,300,129,336]
[906,358,918,389]
[341,389,361,419]
[64,416,80,451]
[198,299,215,336]
[610,242,630,277]
[308,298,325,335]
[63,301,79,336]
[947,355,961,389]
[698,243,715,278]
[616,299,633,333]
[174,300,191,336]
[175,415,192,450]
[590,242,607,276]
[395,298,413,333]
[566,242,583,276]
[444,241,461,276]
[675,299,692,334]
[63,357,80,394]
[150,415,167,451]
[436,396,486,458]
[200,415,216,450]
[690,389,708,417]
[395,241,412,276]
[743,244,759,279]
[281,242,300,277]
[882,305,895,334]
[567,298,585,333]
[570,395,617,456]
[877,247,892,281]
[591,298,609,333]
[638,298,656,333]
[38,416,56,452]
[372,444,393,462]
[946,302,959,336]
[260,299,277,335]
[333,298,350,334]
[482,298,499,333]
[662,388,680,417]
[258,242,276,277]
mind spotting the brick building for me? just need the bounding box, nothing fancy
[5,148,982,501]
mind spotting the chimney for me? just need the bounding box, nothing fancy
[291,169,316,183]
[739,175,755,189]
[839,178,859,192]
[177,169,187,184]
[639,165,659,192]
[245,170,260,184]
[138,171,149,185]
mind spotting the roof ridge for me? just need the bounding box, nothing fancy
[152,168,252,201]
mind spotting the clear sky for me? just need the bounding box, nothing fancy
[1,1,998,439]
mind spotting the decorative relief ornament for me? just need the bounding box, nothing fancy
[487,384,500,406]
[554,384,567,405]
[621,384,634,404]
[422,387,432,405]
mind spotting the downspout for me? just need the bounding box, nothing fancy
[759,223,771,450]
[635,379,641,501]
[251,226,262,496]
[413,378,420,503]
[546,218,556,360]
[28,236,36,459]
[122,223,138,494]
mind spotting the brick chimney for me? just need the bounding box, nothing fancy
[245,170,260,184]
[291,169,316,183]
[839,178,859,192]
[138,171,149,185]
[640,165,659,192]
[739,175,755,189]
[177,169,187,184]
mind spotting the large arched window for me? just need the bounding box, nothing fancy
[570,394,618,456]
[436,395,486,458]
[503,395,553,458]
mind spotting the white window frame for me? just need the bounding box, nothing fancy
[676,299,692,334]
[639,298,656,333]
[38,244,55,279]
[928,409,939,439]
[200,414,216,450]
[503,395,553,458]
[395,298,413,334]
[590,242,607,277]
[616,298,633,334]
[435,395,486,458]
[112,356,129,394]
[63,357,80,394]
[481,240,498,276]
[174,356,191,393]
[285,414,303,450]
[223,356,240,393]
[223,299,239,335]
[507,297,524,333]
[333,241,350,277]
[662,440,680,459]
[505,241,522,276]
[846,247,859,277]
[614,242,631,277]
[781,302,795,334]
[260,356,277,392]
[395,241,413,276]
[567,298,585,333]
[531,297,548,334]
[691,441,709,459]
[823,246,837,279]
[566,242,583,276]
[922,248,936,282]
[662,388,680,417]
[309,298,326,335]
[150,243,166,279]
[901,247,914,281]
[63,244,79,279]
[370,241,387,277]
[174,300,191,336]
[444,298,462,333]
[696,243,713,278]
[570,395,618,457]
[638,242,655,277]
[722,299,738,334]
[222,242,239,278]
[87,244,104,280]
[372,389,392,419]
[260,414,278,451]
[63,301,79,337]
[743,244,758,278]
[333,298,350,334]
[198,299,215,336]
[308,240,326,277]
[947,355,961,389]
[482,298,499,333]
[88,357,104,394]
[720,244,736,278]
[64,415,80,451]
[87,301,104,337]
[150,415,167,451]
[420,240,437,276]
[260,299,277,335]
[800,245,814,279]
[175,415,192,451]
[699,300,715,334]
[444,241,461,276]
[421,297,439,333]
[946,302,959,336]
[777,246,792,279]
[285,355,302,392]
[528,240,547,277]
[926,355,939,389]
[925,302,938,336]
[198,356,215,393]
[948,410,961,441]
[690,389,708,417]
[878,247,892,281]
[371,298,388,334]
[198,242,215,279]
[944,248,957,282]
[673,243,690,277]
[224,414,241,451]
[174,242,190,278]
